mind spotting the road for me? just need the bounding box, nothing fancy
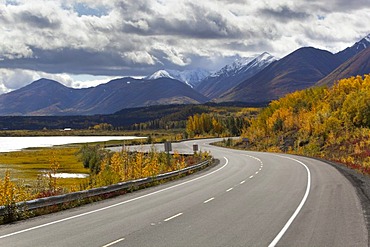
[0,139,367,246]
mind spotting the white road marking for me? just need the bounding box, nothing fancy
[203,197,215,204]
[226,188,233,192]
[0,157,229,240]
[268,155,311,247]
[164,213,183,222]
[249,175,254,179]
[240,180,246,184]
[255,171,259,174]
[102,238,125,247]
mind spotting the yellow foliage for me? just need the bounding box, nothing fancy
[244,74,370,174]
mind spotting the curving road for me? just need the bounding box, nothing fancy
[0,139,367,246]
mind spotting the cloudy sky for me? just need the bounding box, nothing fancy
[0,0,369,94]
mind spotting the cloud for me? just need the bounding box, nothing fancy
[0,0,369,93]
[259,5,310,23]
[0,68,121,94]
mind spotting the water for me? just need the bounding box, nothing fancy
[0,136,144,153]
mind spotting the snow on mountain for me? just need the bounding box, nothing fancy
[208,52,276,78]
[196,52,277,99]
[336,33,370,62]
[146,69,210,88]
[354,33,370,50]
[146,70,174,80]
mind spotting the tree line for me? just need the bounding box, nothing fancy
[242,74,370,174]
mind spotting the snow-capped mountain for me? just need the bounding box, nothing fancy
[146,70,174,80]
[336,33,370,62]
[146,69,210,88]
[196,52,277,99]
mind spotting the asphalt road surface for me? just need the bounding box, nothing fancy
[0,139,367,246]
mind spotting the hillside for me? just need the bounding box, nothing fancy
[317,47,370,86]
[0,77,208,116]
[336,34,370,62]
[0,79,86,115]
[217,47,342,103]
[242,74,370,174]
[196,52,276,99]
[0,102,257,130]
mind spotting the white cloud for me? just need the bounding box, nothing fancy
[0,68,121,94]
[0,0,368,92]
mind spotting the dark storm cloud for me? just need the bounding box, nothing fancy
[310,0,370,12]
[121,3,244,39]
[224,40,274,53]
[259,5,310,23]
[0,0,369,93]
[0,47,154,76]
[16,10,61,29]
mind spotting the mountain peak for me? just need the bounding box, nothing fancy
[146,70,174,80]
[336,33,370,62]
[146,69,210,88]
[196,52,277,99]
[358,33,370,49]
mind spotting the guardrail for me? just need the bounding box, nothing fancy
[0,159,213,216]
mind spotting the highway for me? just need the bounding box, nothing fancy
[0,139,367,246]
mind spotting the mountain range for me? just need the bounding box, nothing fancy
[195,52,277,99]
[218,47,342,102]
[145,69,210,88]
[0,34,369,116]
[0,77,208,115]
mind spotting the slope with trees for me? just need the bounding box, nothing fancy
[241,74,370,174]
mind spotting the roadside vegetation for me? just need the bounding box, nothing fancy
[0,140,211,222]
[237,74,370,175]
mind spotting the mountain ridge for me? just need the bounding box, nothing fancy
[317,46,370,86]
[217,47,342,103]
[196,52,277,99]
[0,77,208,116]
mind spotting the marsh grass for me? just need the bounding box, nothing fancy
[0,147,89,188]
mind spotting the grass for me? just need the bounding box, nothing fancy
[0,129,187,189]
[0,146,89,188]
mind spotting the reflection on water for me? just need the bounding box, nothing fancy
[0,136,143,153]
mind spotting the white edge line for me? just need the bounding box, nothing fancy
[164,213,183,222]
[102,238,125,247]
[0,157,229,239]
[203,197,215,204]
[268,155,311,247]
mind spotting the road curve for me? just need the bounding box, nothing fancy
[0,139,367,246]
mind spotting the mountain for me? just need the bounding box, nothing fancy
[146,69,210,88]
[0,77,209,116]
[73,77,208,115]
[336,34,370,62]
[0,79,86,115]
[317,47,370,86]
[146,70,174,80]
[218,47,342,103]
[195,52,277,99]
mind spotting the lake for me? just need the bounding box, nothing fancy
[0,136,144,153]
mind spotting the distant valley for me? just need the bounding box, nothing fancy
[0,34,369,116]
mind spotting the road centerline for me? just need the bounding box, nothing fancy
[0,157,229,240]
[164,213,183,222]
[204,197,215,204]
[102,238,125,247]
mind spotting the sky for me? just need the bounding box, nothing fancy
[0,0,369,94]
